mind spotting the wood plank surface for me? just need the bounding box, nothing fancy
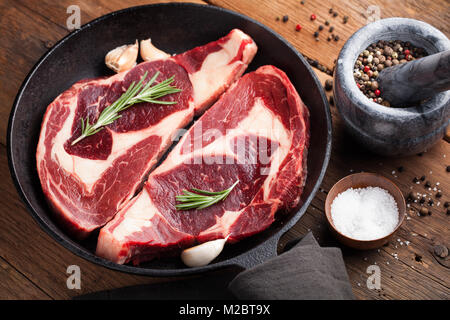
[17,0,206,29]
[207,0,450,70]
[0,256,51,300]
[0,0,448,300]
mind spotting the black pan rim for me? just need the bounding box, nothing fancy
[7,2,332,277]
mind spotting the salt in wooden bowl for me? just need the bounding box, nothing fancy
[325,172,406,250]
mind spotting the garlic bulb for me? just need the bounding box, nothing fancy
[105,41,138,73]
[181,236,229,267]
[140,38,170,61]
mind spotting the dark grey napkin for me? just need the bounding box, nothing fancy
[75,232,353,300]
[228,232,354,300]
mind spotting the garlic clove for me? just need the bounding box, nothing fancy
[105,40,138,73]
[181,235,229,268]
[140,38,170,61]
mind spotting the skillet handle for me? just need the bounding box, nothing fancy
[231,234,281,270]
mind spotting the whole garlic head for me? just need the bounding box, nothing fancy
[140,38,170,61]
[105,41,138,73]
[181,236,229,268]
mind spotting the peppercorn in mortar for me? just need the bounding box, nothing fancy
[353,40,428,107]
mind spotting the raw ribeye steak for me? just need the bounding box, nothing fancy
[96,65,310,264]
[36,29,257,238]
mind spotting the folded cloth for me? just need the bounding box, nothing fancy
[228,232,355,300]
[75,232,353,300]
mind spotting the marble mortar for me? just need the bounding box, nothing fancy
[333,18,450,156]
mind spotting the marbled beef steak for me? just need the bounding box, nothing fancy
[96,65,310,265]
[36,29,257,239]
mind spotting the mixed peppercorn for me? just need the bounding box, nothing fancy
[275,4,431,109]
[279,4,345,45]
[405,161,450,216]
[354,40,428,107]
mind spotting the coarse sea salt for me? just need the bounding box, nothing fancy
[330,187,399,240]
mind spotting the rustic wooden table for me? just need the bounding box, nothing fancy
[0,0,449,300]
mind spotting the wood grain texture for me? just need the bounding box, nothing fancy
[207,0,450,70]
[0,257,51,300]
[0,0,449,300]
[17,0,206,29]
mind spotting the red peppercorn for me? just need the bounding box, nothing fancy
[357,83,361,88]
[375,89,381,96]
[406,54,412,61]
[373,98,377,102]
[310,14,316,20]
[364,66,370,73]
[296,24,302,31]
[404,49,410,56]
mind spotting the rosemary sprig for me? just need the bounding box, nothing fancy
[71,71,181,145]
[175,180,240,211]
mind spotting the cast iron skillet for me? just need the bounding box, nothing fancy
[7,3,332,276]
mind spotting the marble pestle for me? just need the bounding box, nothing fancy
[378,49,450,106]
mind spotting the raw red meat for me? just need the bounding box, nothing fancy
[36,29,257,238]
[96,65,310,264]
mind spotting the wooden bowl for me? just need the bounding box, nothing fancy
[325,172,406,250]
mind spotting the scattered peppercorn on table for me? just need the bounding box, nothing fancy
[0,0,448,300]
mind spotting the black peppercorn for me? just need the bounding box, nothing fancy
[314,31,319,38]
[324,79,333,91]
[329,96,334,106]
[282,15,289,23]
[406,192,414,202]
